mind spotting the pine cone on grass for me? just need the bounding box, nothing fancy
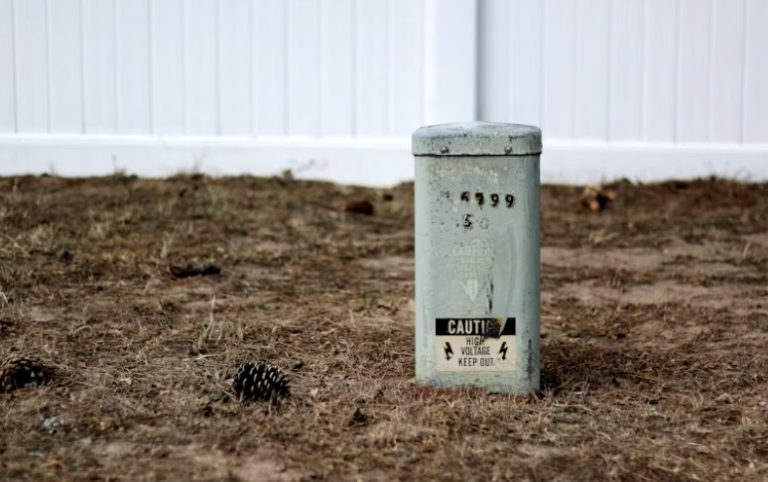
[232,361,290,404]
[0,356,54,393]
[581,186,617,212]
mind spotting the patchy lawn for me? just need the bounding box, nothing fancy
[1,175,766,481]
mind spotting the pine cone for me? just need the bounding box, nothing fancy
[0,356,54,393]
[581,186,617,212]
[232,361,290,404]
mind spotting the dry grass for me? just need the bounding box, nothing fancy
[0,174,767,481]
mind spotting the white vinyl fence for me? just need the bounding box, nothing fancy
[1,0,767,185]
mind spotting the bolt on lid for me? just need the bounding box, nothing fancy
[412,121,542,157]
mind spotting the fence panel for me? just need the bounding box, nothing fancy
[0,0,765,184]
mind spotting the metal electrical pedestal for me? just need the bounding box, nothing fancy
[413,122,542,394]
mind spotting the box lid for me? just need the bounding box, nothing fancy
[412,122,541,156]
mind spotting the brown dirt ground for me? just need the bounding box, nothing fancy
[0,174,767,481]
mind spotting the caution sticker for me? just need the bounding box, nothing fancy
[435,318,517,372]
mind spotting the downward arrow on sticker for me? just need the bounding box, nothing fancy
[459,279,479,301]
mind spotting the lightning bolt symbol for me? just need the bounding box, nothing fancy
[499,342,508,360]
[444,342,453,360]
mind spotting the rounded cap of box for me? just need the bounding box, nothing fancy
[412,122,542,157]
